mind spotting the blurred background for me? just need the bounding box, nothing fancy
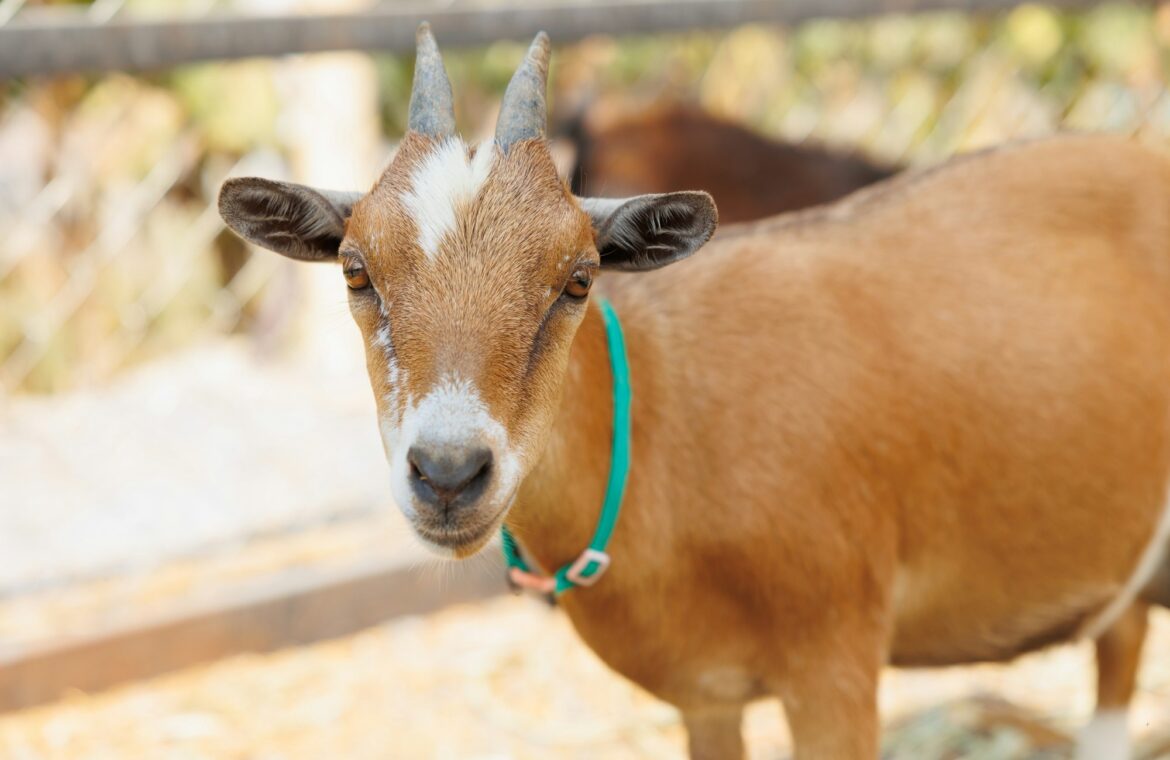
[3,0,1170,757]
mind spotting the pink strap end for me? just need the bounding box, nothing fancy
[508,567,557,594]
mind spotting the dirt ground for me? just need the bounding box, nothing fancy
[3,597,1170,760]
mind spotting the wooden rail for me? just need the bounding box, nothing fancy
[0,0,1117,79]
[0,550,506,711]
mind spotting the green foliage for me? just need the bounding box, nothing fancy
[170,61,279,153]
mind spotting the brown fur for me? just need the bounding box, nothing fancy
[566,103,894,223]
[564,103,1163,754]
[1096,603,1149,710]
[357,137,591,419]
[481,135,1170,758]
[341,135,598,555]
[570,103,1167,749]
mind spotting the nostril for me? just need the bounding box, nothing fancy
[407,444,494,507]
[466,447,492,483]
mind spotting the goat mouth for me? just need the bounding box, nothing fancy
[410,490,517,558]
[413,517,499,558]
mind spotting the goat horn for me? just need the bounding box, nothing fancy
[495,32,551,150]
[407,22,456,137]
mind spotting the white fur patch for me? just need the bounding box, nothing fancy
[400,139,495,260]
[696,667,756,702]
[373,324,392,351]
[373,300,407,461]
[384,375,520,524]
[1074,709,1131,760]
[415,535,458,559]
[1079,483,1170,641]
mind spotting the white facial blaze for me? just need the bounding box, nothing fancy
[400,138,495,260]
[374,299,407,452]
[381,375,521,532]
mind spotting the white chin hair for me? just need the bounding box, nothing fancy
[415,533,458,560]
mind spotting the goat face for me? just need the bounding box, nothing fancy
[218,28,716,556]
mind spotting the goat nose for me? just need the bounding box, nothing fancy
[407,444,493,508]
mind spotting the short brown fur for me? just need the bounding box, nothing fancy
[493,135,1170,757]
[562,100,1162,754]
[349,135,593,445]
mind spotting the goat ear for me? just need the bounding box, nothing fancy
[578,192,718,271]
[218,177,363,261]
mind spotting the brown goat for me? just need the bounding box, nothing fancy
[218,28,1170,759]
[563,102,894,222]
[564,95,1156,760]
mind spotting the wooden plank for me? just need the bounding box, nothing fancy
[0,0,1116,79]
[0,551,507,712]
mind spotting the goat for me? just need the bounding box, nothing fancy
[218,26,1170,759]
[562,101,894,222]
[566,90,1159,760]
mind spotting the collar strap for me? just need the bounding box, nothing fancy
[500,296,632,595]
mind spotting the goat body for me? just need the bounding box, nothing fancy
[508,135,1170,758]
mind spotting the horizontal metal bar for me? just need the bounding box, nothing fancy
[0,0,1115,79]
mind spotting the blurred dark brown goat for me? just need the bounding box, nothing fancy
[560,103,896,223]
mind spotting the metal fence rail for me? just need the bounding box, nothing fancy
[0,0,1117,78]
[1,0,1168,396]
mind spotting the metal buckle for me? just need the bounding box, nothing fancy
[565,548,611,587]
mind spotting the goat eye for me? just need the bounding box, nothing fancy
[563,268,592,299]
[343,263,370,290]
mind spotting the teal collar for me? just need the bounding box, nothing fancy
[500,297,632,595]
